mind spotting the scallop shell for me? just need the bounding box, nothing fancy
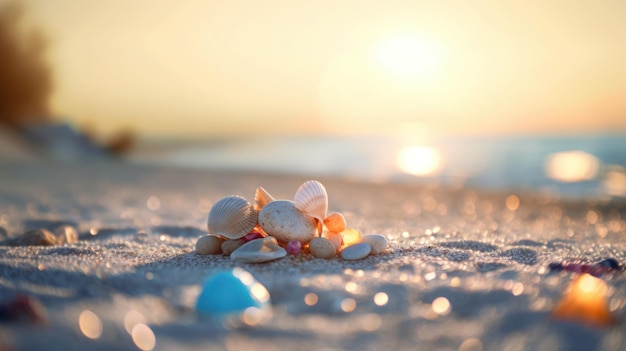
[253,186,275,211]
[294,180,328,222]
[207,196,258,239]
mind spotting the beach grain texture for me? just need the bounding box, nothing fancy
[1,161,625,350]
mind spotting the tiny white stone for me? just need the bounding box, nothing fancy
[258,200,317,244]
[341,242,371,261]
[231,237,287,263]
[195,235,224,255]
[361,234,388,255]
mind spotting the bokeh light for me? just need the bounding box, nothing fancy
[78,310,102,339]
[544,151,599,182]
[397,146,442,176]
[373,292,389,306]
[131,323,156,351]
[432,297,451,316]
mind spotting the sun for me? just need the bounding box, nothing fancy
[373,35,443,79]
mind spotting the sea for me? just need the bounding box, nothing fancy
[135,133,626,202]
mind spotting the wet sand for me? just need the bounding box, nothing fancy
[1,161,625,350]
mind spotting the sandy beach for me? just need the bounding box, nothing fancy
[1,160,625,351]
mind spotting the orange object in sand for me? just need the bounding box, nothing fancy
[340,228,362,247]
[551,273,616,327]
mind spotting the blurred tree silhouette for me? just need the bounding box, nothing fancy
[0,1,52,129]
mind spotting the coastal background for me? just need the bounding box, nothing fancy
[131,133,626,201]
[2,0,624,204]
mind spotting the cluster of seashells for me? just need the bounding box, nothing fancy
[195,180,388,263]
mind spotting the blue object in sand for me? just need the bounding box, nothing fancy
[195,268,270,317]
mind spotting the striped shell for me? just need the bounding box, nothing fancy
[207,196,258,239]
[294,180,328,222]
[253,186,275,211]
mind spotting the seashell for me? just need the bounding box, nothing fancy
[196,235,224,255]
[294,180,328,222]
[1,229,57,246]
[53,225,79,245]
[309,237,336,259]
[231,237,287,263]
[341,242,371,261]
[361,234,388,255]
[196,268,271,319]
[253,186,275,211]
[323,231,343,251]
[207,196,258,240]
[221,239,246,256]
[324,212,346,233]
[258,200,317,244]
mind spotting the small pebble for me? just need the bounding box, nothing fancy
[341,242,371,261]
[231,237,287,263]
[323,212,346,232]
[360,234,388,255]
[221,239,246,256]
[309,237,336,259]
[597,258,620,270]
[548,262,564,272]
[286,240,301,255]
[258,200,317,244]
[0,229,57,246]
[195,235,224,255]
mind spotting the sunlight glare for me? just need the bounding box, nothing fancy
[397,146,442,176]
[544,151,599,182]
[374,35,442,79]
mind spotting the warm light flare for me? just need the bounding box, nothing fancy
[603,166,626,196]
[551,274,616,326]
[340,228,362,247]
[544,151,599,182]
[397,146,442,176]
[374,35,443,78]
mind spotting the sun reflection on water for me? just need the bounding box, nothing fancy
[544,151,599,182]
[396,145,442,176]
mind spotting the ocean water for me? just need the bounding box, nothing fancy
[139,133,626,201]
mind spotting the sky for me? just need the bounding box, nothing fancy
[12,0,626,138]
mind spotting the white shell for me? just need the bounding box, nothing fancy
[207,196,258,239]
[231,237,287,263]
[196,235,224,255]
[258,200,317,244]
[294,180,328,222]
[341,243,371,260]
[253,186,275,211]
[309,237,336,259]
[361,234,388,255]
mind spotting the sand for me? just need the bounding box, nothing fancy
[1,160,625,351]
